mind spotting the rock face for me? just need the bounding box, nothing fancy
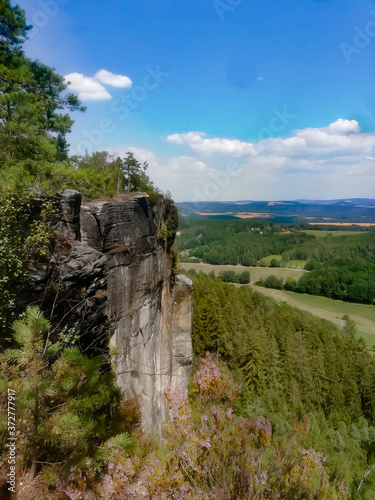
[56,190,193,431]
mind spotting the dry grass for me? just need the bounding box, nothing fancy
[179,263,306,283]
[308,222,375,227]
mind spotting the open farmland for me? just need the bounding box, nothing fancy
[180,262,375,348]
[308,222,375,227]
[258,254,307,268]
[302,230,371,238]
[179,262,307,283]
[251,285,375,348]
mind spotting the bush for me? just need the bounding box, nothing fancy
[264,275,284,290]
[239,271,250,284]
[284,277,297,291]
[218,270,239,283]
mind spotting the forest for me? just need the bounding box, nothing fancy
[1,0,375,498]
[177,218,375,304]
[187,272,375,498]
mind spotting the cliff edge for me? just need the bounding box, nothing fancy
[53,190,193,431]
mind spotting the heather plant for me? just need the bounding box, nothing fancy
[160,353,348,499]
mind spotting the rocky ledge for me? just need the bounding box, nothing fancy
[37,190,193,431]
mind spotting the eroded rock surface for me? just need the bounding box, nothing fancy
[55,190,193,431]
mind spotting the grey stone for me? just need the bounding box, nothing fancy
[53,193,193,432]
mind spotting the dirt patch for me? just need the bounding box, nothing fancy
[198,212,233,216]
[308,222,375,227]
[235,213,271,219]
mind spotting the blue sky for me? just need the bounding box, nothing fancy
[18,0,375,201]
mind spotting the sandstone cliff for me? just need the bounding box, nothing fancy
[44,190,193,431]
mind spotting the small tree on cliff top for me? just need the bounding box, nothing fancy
[120,151,150,193]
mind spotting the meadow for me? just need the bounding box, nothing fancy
[251,285,375,348]
[180,262,307,283]
[180,262,375,348]
[257,254,307,268]
[302,230,369,238]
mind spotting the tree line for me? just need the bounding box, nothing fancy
[256,259,375,304]
[178,219,375,304]
[187,271,375,497]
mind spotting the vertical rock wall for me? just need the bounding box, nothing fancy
[68,193,194,431]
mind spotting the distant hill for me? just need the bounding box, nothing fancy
[177,199,375,223]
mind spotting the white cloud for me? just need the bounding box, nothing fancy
[326,118,359,135]
[167,156,207,174]
[108,146,155,162]
[126,147,157,165]
[64,69,132,100]
[167,132,256,157]
[163,119,375,200]
[284,119,375,158]
[95,69,132,88]
[78,119,374,201]
[64,73,111,101]
[169,119,375,167]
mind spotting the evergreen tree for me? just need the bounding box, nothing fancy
[0,0,85,194]
[1,306,123,477]
[4,306,56,477]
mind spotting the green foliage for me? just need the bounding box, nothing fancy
[161,355,348,499]
[178,219,375,304]
[219,270,239,283]
[239,270,250,284]
[177,218,315,266]
[172,247,179,276]
[304,258,322,271]
[185,272,375,496]
[295,259,375,304]
[165,198,179,247]
[284,276,297,291]
[0,0,85,195]
[71,150,161,200]
[264,274,284,289]
[94,432,136,470]
[0,4,163,201]
[0,193,58,342]
[0,306,124,478]
[0,0,31,49]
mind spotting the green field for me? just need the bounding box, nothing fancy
[179,262,375,348]
[226,253,306,269]
[179,263,307,284]
[284,260,306,269]
[258,254,282,266]
[251,285,375,348]
[302,230,369,238]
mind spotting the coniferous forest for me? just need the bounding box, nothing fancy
[1,0,375,498]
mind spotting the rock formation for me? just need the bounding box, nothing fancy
[45,190,193,431]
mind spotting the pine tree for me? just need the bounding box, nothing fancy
[4,306,55,478]
[0,0,85,194]
[2,306,123,477]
